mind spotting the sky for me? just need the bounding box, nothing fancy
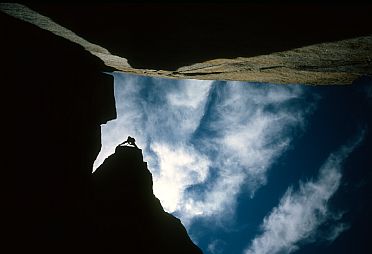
[94,73,372,254]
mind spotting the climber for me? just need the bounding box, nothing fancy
[120,136,138,148]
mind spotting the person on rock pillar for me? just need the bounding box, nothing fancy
[119,136,138,148]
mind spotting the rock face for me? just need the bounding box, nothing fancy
[172,36,372,85]
[0,3,131,70]
[2,6,114,253]
[92,145,202,254]
[2,7,201,254]
[2,3,371,85]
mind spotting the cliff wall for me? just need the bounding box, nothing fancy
[2,8,200,254]
[2,3,371,85]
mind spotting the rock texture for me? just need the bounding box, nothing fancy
[2,7,201,254]
[172,36,372,85]
[0,3,131,69]
[2,3,371,85]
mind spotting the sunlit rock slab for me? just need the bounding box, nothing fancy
[1,3,371,85]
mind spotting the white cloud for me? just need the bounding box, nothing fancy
[208,239,227,254]
[244,131,364,254]
[95,74,312,229]
[93,74,144,169]
[176,83,308,225]
[94,74,212,169]
[167,79,212,109]
[324,223,350,242]
[151,142,210,212]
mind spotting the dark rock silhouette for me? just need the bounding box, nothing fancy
[92,145,202,254]
[2,9,201,254]
[2,3,371,85]
[28,3,372,71]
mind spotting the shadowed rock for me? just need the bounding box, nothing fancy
[92,145,203,254]
[2,8,201,254]
[2,3,371,85]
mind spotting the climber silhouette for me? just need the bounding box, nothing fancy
[120,136,138,148]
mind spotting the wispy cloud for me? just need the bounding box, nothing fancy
[94,74,212,170]
[178,83,309,225]
[151,142,210,213]
[244,131,365,254]
[95,73,312,228]
[324,223,351,242]
[208,239,227,254]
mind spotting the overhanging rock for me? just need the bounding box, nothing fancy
[1,3,371,85]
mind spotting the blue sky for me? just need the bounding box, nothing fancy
[94,73,371,254]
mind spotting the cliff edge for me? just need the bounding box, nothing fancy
[2,8,201,254]
[92,145,203,254]
[1,3,371,85]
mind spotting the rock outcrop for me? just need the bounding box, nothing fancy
[0,3,131,70]
[92,145,202,254]
[172,36,372,85]
[2,7,201,254]
[2,3,371,85]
